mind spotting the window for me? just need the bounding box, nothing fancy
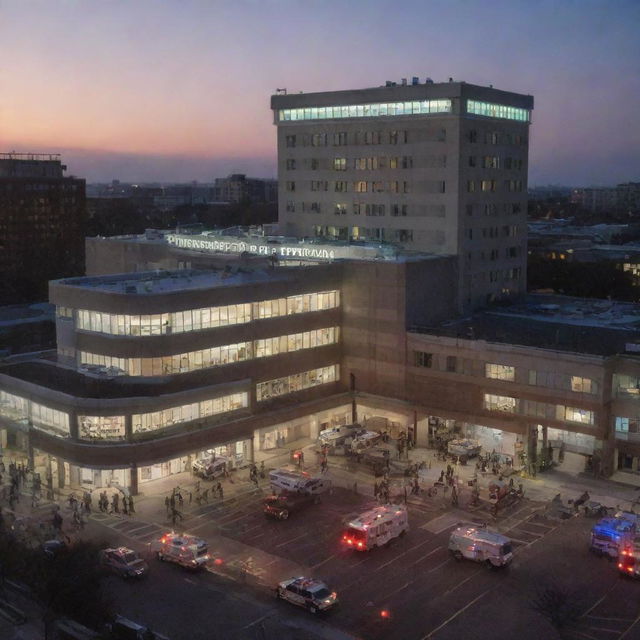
[616,417,629,432]
[286,201,295,212]
[335,181,348,192]
[285,159,296,170]
[485,363,515,381]
[468,156,476,167]
[467,100,530,122]
[446,356,457,372]
[414,351,432,368]
[469,130,478,143]
[285,135,296,148]
[481,180,497,192]
[334,204,347,215]
[467,180,475,193]
[560,406,594,425]
[333,132,348,146]
[286,181,295,192]
[482,156,500,169]
[333,158,347,171]
[483,394,517,413]
[355,181,367,193]
[571,376,595,394]
[311,133,327,146]
[256,365,339,402]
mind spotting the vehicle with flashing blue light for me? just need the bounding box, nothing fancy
[590,516,636,558]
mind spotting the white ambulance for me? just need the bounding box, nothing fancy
[341,505,408,551]
[448,524,513,568]
[269,468,331,496]
[150,532,210,570]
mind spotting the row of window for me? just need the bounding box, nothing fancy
[311,225,414,243]
[286,130,411,149]
[292,202,423,217]
[467,179,524,193]
[468,156,524,170]
[465,203,523,217]
[278,100,452,123]
[467,100,530,122]
[483,393,594,425]
[133,392,248,436]
[79,327,339,377]
[414,353,599,395]
[287,180,416,194]
[468,130,528,146]
[0,391,70,438]
[464,226,520,240]
[286,155,421,171]
[71,290,339,336]
[256,365,339,401]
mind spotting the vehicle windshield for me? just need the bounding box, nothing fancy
[197,547,209,557]
[344,528,365,541]
[123,552,138,563]
[500,543,512,555]
[312,587,331,599]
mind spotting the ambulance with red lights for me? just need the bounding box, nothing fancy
[342,505,408,551]
[150,532,210,570]
[617,537,640,577]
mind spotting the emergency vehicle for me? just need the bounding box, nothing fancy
[617,536,640,577]
[150,532,210,570]
[276,576,338,613]
[590,516,636,557]
[269,468,330,495]
[192,455,229,480]
[342,505,408,551]
[448,524,513,567]
[350,430,382,453]
[317,423,361,448]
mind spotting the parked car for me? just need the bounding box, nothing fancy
[264,491,318,520]
[106,615,169,640]
[99,547,148,579]
[276,576,338,614]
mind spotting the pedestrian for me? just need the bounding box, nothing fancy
[321,457,328,473]
[438,470,445,484]
[413,478,420,495]
[170,492,176,510]
[111,493,119,514]
[170,507,183,526]
[373,482,379,500]
[188,491,192,505]
[202,489,209,503]
[164,495,171,514]
[403,485,408,504]
[122,499,129,516]
[451,485,458,506]
[178,492,184,508]
[216,482,223,500]
[195,480,200,493]
[53,510,63,532]
[128,495,135,514]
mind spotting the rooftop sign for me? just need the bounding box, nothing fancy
[166,234,393,261]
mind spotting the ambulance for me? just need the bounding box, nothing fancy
[448,524,513,567]
[269,468,331,496]
[590,516,636,558]
[150,532,210,570]
[617,536,640,578]
[341,505,408,551]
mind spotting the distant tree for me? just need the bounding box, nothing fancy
[531,582,583,633]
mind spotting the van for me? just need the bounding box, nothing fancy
[192,455,229,480]
[318,423,361,448]
[150,532,210,570]
[107,615,170,640]
[349,430,382,453]
[590,516,636,557]
[448,524,513,568]
[341,505,408,551]
[269,468,331,496]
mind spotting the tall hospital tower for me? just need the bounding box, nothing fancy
[271,79,533,312]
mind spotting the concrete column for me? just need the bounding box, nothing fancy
[129,463,139,496]
[57,457,66,489]
[68,409,79,440]
[125,414,133,442]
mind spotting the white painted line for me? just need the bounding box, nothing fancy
[442,569,481,596]
[311,553,338,571]
[242,612,273,630]
[420,586,493,639]
[375,539,437,571]
[427,558,451,574]
[275,532,308,548]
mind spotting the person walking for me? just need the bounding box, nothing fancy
[202,489,209,503]
[165,495,171,515]
[451,484,458,506]
[216,482,223,501]
[111,493,120,514]
[188,490,193,505]
[170,507,183,526]
[373,481,379,501]
[178,492,184,508]
[127,495,135,514]
[122,499,129,516]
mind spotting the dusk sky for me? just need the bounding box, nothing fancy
[2,0,638,186]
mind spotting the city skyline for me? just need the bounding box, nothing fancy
[2,0,638,185]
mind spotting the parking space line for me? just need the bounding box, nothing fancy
[376,543,441,571]
[427,558,451,573]
[421,585,494,639]
[311,553,338,570]
[275,532,308,548]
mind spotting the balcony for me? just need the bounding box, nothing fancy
[615,431,640,443]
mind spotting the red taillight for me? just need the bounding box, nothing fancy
[619,563,624,568]
[357,541,363,548]
[380,609,390,619]
[214,558,223,565]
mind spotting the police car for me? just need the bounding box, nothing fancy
[276,576,338,613]
[99,547,148,579]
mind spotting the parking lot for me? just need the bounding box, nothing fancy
[86,467,640,640]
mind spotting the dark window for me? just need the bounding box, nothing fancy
[446,356,457,372]
[414,351,433,368]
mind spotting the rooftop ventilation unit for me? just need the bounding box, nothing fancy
[401,78,407,86]
[385,81,393,87]
[412,77,419,85]
[426,77,434,83]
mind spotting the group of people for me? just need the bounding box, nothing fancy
[96,490,134,515]
[248,462,265,486]
[373,478,391,503]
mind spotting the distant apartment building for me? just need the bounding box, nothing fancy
[571,183,640,213]
[271,78,533,312]
[214,174,278,204]
[0,153,86,304]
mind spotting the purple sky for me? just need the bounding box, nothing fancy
[1,0,638,186]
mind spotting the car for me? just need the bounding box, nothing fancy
[263,491,318,520]
[99,547,148,579]
[107,615,169,640]
[276,576,338,613]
